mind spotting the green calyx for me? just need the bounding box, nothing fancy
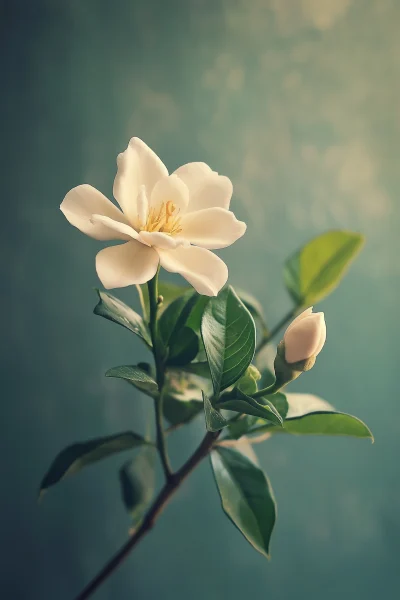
[273,340,316,390]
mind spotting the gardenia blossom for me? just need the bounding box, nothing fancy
[283,307,326,364]
[60,138,246,296]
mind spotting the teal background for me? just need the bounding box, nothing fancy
[2,0,399,598]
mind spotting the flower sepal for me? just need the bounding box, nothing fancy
[273,340,317,390]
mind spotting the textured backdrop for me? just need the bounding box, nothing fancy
[1,0,399,598]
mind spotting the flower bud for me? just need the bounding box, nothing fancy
[283,307,326,364]
[272,308,326,391]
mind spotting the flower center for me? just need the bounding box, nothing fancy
[141,201,182,235]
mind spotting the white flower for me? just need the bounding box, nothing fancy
[60,138,246,296]
[283,307,326,364]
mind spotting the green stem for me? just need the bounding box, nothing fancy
[255,306,298,356]
[147,271,173,482]
[252,382,280,399]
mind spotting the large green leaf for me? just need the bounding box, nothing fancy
[211,446,276,558]
[282,412,373,439]
[284,230,364,307]
[216,392,283,427]
[248,394,373,440]
[203,391,228,432]
[106,365,158,396]
[94,290,151,346]
[119,446,157,524]
[40,432,150,495]
[286,393,334,418]
[201,286,256,396]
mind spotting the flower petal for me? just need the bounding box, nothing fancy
[138,231,184,250]
[96,240,159,289]
[61,185,129,240]
[136,185,149,228]
[314,314,327,356]
[284,316,323,363]
[286,307,313,334]
[186,173,233,213]
[173,162,213,195]
[91,215,139,240]
[150,174,189,213]
[181,207,246,249]
[158,246,228,296]
[113,137,168,225]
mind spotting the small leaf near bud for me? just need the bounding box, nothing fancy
[237,365,261,395]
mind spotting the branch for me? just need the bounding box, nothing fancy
[73,430,219,600]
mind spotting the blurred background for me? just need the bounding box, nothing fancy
[1,0,399,598]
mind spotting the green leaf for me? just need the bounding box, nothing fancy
[282,411,373,439]
[106,365,158,396]
[140,281,190,318]
[267,392,289,419]
[40,432,150,495]
[249,394,373,440]
[259,367,276,389]
[286,392,334,417]
[284,230,364,307]
[216,392,283,427]
[159,290,198,346]
[211,446,276,558]
[157,290,200,365]
[94,290,151,346]
[166,326,199,366]
[237,365,261,395]
[201,286,256,396]
[228,415,259,440]
[226,393,287,440]
[203,391,228,432]
[186,296,210,332]
[119,446,157,524]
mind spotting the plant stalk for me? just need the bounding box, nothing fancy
[147,271,173,482]
[73,431,219,600]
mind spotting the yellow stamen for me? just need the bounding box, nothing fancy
[165,201,175,223]
[141,201,182,235]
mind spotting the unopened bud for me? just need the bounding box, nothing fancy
[283,307,326,363]
[273,308,326,389]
